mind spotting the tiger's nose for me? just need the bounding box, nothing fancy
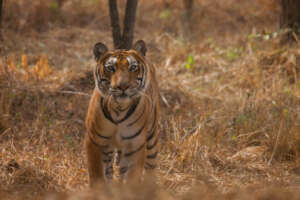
[117,83,130,91]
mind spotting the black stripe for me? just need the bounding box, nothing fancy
[105,166,113,175]
[116,97,140,123]
[147,136,159,150]
[119,166,129,174]
[100,97,140,125]
[100,78,108,83]
[113,105,130,117]
[127,103,145,127]
[95,132,112,139]
[102,151,114,156]
[122,122,145,140]
[141,65,146,89]
[88,135,109,149]
[145,162,156,169]
[98,79,109,89]
[116,150,122,165]
[103,158,112,163]
[112,107,120,116]
[147,127,156,142]
[118,105,130,112]
[124,143,145,157]
[101,98,116,124]
[96,65,100,81]
[97,64,108,88]
[146,110,157,142]
[147,151,158,159]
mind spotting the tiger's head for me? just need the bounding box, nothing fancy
[93,40,148,103]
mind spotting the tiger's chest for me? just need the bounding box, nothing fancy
[100,97,149,148]
[113,123,146,148]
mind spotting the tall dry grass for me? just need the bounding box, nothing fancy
[1,0,300,199]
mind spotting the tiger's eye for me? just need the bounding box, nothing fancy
[129,63,139,72]
[104,64,115,73]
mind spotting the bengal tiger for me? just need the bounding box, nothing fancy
[85,40,160,187]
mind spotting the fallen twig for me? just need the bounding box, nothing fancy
[59,90,91,97]
[0,128,11,139]
[160,93,170,107]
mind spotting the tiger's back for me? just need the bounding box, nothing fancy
[85,40,160,186]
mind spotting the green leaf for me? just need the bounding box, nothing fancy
[226,51,237,61]
[183,55,195,70]
[248,33,254,40]
[187,55,194,64]
[160,9,170,19]
[184,63,191,70]
[50,1,58,9]
[296,81,300,89]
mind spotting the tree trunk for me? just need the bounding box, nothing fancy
[58,0,65,9]
[0,0,3,30]
[109,0,122,49]
[182,0,193,40]
[280,0,300,41]
[121,0,138,49]
[163,0,170,9]
[0,0,3,40]
[108,0,138,50]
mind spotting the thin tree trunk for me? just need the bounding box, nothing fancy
[58,0,65,9]
[109,0,122,49]
[121,0,138,49]
[163,0,170,9]
[0,0,3,30]
[280,0,300,42]
[0,0,3,41]
[108,0,138,50]
[182,0,193,40]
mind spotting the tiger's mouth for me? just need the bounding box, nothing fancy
[108,87,140,100]
[109,90,130,103]
[115,92,128,99]
[109,88,127,98]
[114,92,139,101]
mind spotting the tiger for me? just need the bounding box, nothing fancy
[85,40,160,187]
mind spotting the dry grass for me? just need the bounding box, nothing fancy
[1,0,300,199]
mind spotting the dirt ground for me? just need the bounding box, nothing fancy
[1,0,300,199]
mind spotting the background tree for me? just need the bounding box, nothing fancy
[109,0,138,49]
[57,0,65,9]
[0,0,3,35]
[280,0,300,41]
[182,0,194,40]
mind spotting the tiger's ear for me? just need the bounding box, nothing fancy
[94,42,108,61]
[133,40,147,56]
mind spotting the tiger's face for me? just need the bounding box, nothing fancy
[93,40,147,103]
[97,53,145,100]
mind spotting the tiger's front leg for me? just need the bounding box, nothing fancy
[85,134,115,187]
[119,142,146,183]
[102,146,115,182]
[85,134,105,187]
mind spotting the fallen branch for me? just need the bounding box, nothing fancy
[59,90,91,97]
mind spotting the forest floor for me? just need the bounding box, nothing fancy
[1,0,300,199]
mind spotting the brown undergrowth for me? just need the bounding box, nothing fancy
[1,0,300,199]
